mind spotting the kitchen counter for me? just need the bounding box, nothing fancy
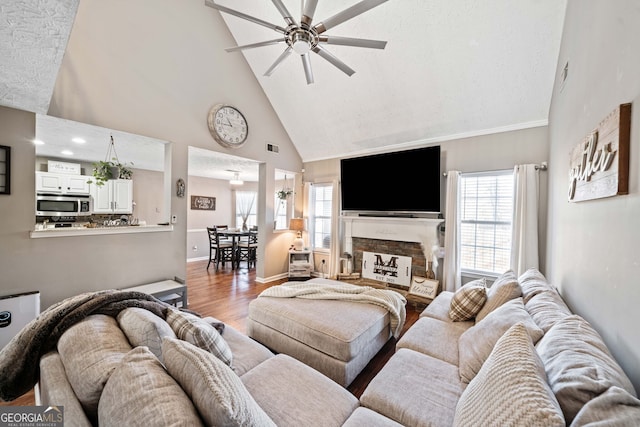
[30,224,173,238]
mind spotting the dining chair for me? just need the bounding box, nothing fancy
[206,227,234,270]
[236,233,258,269]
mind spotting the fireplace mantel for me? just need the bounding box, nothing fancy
[342,216,442,254]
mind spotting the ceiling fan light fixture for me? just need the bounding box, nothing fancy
[291,31,313,54]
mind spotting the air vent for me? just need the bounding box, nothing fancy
[266,143,279,153]
[560,61,568,92]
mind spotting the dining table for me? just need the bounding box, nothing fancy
[217,229,257,269]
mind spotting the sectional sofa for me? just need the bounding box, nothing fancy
[8,268,640,426]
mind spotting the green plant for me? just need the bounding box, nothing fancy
[276,189,293,200]
[88,159,133,186]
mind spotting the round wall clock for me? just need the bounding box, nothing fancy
[207,104,248,148]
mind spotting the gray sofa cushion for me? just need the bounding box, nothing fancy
[203,317,274,376]
[458,297,543,383]
[396,316,465,366]
[475,269,521,322]
[571,386,640,426]
[342,407,405,427]
[518,267,557,303]
[162,337,275,427]
[98,346,203,427]
[116,307,176,363]
[420,291,475,329]
[241,354,359,427]
[536,314,637,424]
[360,348,464,427]
[57,315,132,423]
[524,290,572,333]
[39,352,92,427]
[453,323,564,427]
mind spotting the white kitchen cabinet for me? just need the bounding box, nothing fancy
[36,172,91,195]
[91,179,133,214]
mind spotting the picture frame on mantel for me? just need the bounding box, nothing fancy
[0,145,10,195]
[409,276,439,300]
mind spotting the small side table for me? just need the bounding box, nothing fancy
[288,250,312,280]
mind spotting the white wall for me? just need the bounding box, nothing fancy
[547,0,640,391]
[0,0,303,310]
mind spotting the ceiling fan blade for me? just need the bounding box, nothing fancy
[225,38,285,53]
[319,35,387,49]
[264,47,293,76]
[271,0,297,26]
[205,0,286,34]
[301,53,314,84]
[314,0,389,34]
[312,45,355,76]
[301,0,319,26]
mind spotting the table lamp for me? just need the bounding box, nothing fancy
[289,218,305,251]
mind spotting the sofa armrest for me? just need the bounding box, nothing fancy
[39,351,92,427]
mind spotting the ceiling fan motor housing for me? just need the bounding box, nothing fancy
[288,26,319,55]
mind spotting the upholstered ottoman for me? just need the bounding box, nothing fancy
[246,284,393,387]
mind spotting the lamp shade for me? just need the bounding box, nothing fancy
[289,218,305,251]
[289,218,305,232]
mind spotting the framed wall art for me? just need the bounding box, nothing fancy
[0,145,10,195]
[190,195,215,210]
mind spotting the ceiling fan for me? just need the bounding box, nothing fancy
[205,0,390,84]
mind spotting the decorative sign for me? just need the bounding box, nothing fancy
[190,195,216,211]
[568,103,631,202]
[48,160,81,175]
[362,251,412,287]
[409,276,440,300]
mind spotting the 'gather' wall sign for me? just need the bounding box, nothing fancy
[568,103,631,202]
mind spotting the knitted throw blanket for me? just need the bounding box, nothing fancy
[259,278,407,338]
[0,289,173,402]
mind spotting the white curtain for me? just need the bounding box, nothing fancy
[443,171,461,292]
[236,191,255,231]
[329,179,342,278]
[510,164,539,276]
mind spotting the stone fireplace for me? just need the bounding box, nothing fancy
[342,216,444,282]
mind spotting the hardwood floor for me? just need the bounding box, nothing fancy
[1,259,420,406]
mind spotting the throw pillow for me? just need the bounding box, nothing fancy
[458,297,543,383]
[166,308,233,366]
[448,279,487,321]
[536,315,637,423]
[57,314,132,423]
[162,337,276,427]
[475,269,521,322]
[117,307,176,363]
[98,346,204,427]
[453,323,565,427]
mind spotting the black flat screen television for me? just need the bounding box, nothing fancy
[340,146,441,214]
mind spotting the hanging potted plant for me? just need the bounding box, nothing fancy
[88,135,133,186]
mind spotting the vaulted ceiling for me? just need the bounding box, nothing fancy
[1,0,566,165]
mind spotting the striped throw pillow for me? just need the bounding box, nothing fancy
[166,309,233,366]
[449,282,488,321]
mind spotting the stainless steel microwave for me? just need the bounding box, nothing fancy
[36,194,92,216]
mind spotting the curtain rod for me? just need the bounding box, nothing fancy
[442,162,547,177]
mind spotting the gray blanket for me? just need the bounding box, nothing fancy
[0,289,173,402]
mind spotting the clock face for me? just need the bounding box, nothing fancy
[207,105,248,148]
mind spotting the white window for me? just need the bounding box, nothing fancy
[459,171,514,275]
[274,195,288,230]
[235,191,257,229]
[310,183,333,251]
